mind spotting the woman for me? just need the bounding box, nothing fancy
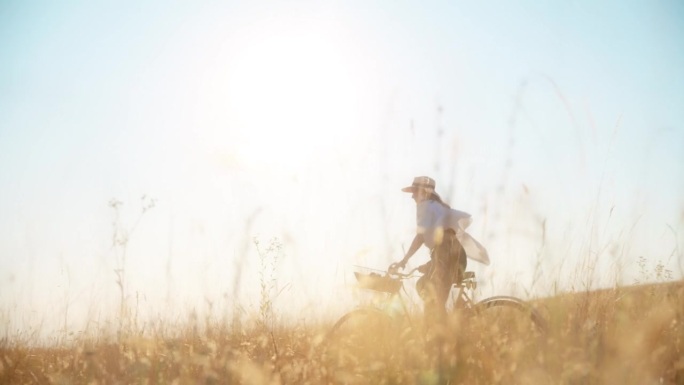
[393,176,489,328]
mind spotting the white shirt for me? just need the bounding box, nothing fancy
[416,200,490,265]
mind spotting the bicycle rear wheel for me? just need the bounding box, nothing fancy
[321,308,398,385]
[452,296,549,384]
[473,296,547,333]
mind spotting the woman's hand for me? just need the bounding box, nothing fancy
[388,261,405,273]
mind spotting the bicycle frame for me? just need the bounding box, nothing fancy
[363,268,481,322]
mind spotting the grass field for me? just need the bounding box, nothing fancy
[1,278,682,385]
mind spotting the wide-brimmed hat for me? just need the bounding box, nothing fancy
[401,176,436,193]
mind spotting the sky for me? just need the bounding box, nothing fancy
[1,0,683,340]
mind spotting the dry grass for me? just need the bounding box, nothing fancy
[536,280,684,384]
[1,280,682,384]
[0,321,329,385]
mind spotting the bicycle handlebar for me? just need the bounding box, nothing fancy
[386,266,421,279]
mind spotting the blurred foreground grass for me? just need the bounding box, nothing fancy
[1,280,683,384]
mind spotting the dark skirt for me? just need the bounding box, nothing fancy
[416,230,467,323]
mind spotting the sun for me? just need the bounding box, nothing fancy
[217,18,371,175]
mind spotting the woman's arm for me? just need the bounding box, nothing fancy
[399,233,424,268]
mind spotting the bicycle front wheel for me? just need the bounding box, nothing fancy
[321,308,397,385]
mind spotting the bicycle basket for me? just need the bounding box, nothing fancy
[353,268,402,293]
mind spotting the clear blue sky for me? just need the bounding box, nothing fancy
[1,0,683,338]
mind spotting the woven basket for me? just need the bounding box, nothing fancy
[354,271,402,293]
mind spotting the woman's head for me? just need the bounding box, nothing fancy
[401,176,450,207]
[401,176,435,203]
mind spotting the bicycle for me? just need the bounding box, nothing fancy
[320,265,549,385]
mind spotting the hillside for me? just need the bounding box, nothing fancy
[1,280,682,384]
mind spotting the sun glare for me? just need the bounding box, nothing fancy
[221,21,370,174]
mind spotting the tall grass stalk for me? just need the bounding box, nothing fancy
[109,195,156,340]
[254,237,283,332]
